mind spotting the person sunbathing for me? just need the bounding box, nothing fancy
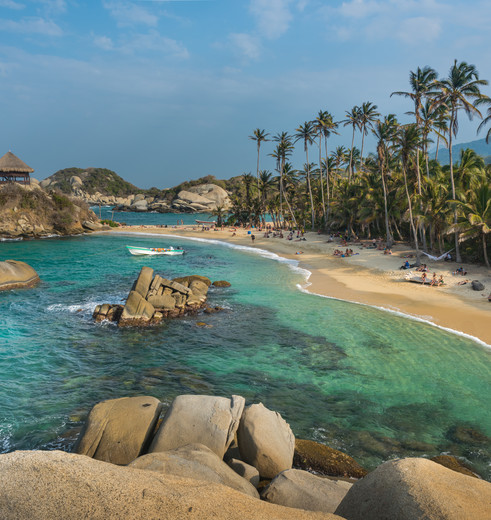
[438,275,444,286]
[430,273,438,286]
[421,272,428,284]
[454,266,467,275]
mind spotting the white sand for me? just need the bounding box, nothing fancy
[113,225,491,345]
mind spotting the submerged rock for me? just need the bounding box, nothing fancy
[294,439,367,479]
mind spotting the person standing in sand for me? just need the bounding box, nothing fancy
[251,234,255,243]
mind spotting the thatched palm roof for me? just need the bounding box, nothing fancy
[0,151,34,173]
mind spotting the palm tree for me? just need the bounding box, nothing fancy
[372,115,398,246]
[313,111,330,226]
[477,99,491,143]
[332,146,348,175]
[452,178,491,267]
[249,129,269,200]
[242,172,255,217]
[358,101,380,168]
[435,59,489,262]
[271,132,295,226]
[295,121,316,229]
[392,66,438,193]
[395,123,423,261]
[343,106,361,182]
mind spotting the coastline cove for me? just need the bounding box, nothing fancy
[0,233,490,479]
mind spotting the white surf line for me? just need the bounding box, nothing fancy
[112,231,491,349]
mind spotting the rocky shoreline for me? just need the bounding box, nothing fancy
[1,394,489,519]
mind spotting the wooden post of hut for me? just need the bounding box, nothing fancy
[0,151,34,185]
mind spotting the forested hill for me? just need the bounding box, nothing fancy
[42,167,140,197]
[431,138,491,165]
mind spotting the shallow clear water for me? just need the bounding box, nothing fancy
[1,232,490,478]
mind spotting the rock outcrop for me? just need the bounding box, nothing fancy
[149,394,245,458]
[93,267,215,326]
[0,260,40,291]
[262,469,352,513]
[237,403,295,479]
[334,458,491,520]
[0,183,98,238]
[0,450,341,520]
[74,396,162,465]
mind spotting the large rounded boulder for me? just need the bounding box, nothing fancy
[0,260,40,291]
[129,443,259,498]
[237,403,295,479]
[149,394,245,458]
[335,457,491,520]
[262,469,352,513]
[74,396,162,465]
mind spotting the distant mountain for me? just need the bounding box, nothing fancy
[430,138,491,165]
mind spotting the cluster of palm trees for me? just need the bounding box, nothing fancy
[227,60,491,267]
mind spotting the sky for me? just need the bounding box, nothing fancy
[1,0,490,188]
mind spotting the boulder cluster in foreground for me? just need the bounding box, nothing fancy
[93,267,229,326]
[2,395,489,520]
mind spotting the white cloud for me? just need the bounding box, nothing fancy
[93,35,114,51]
[0,0,25,9]
[103,1,158,27]
[121,30,189,59]
[229,33,262,61]
[36,0,66,14]
[0,17,62,36]
[249,0,293,39]
[338,0,383,19]
[397,16,441,44]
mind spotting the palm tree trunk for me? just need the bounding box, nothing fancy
[360,130,365,170]
[324,136,331,227]
[256,143,261,201]
[318,135,326,226]
[448,111,461,262]
[483,232,490,268]
[305,147,315,230]
[381,165,392,247]
[348,127,355,183]
[402,163,420,263]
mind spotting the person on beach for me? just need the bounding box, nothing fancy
[438,275,444,286]
[421,272,428,284]
[430,273,438,286]
[251,234,255,243]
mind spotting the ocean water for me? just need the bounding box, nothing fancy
[1,232,490,479]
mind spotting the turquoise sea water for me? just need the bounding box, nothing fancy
[1,230,490,479]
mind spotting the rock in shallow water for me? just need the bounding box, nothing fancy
[0,260,40,291]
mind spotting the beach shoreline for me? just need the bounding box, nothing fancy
[112,225,491,346]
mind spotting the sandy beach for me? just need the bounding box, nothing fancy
[113,225,491,346]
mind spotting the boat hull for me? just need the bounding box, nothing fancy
[126,246,184,256]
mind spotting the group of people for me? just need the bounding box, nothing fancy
[421,272,445,286]
[333,248,354,257]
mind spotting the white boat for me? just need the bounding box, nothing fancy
[195,220,216,225]
[126,245,185,256]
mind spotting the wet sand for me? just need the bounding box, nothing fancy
[113,225,491,346]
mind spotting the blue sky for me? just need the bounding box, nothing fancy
[1,0,490,188]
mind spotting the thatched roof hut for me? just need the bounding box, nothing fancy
[0,151,34,185]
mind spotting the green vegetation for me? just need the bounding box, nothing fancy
[49,167,140,196]
[234,60,491,267]
[100,219,119,228]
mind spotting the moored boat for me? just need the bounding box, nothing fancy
[126,246,185,256]
[195,220,216,225]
